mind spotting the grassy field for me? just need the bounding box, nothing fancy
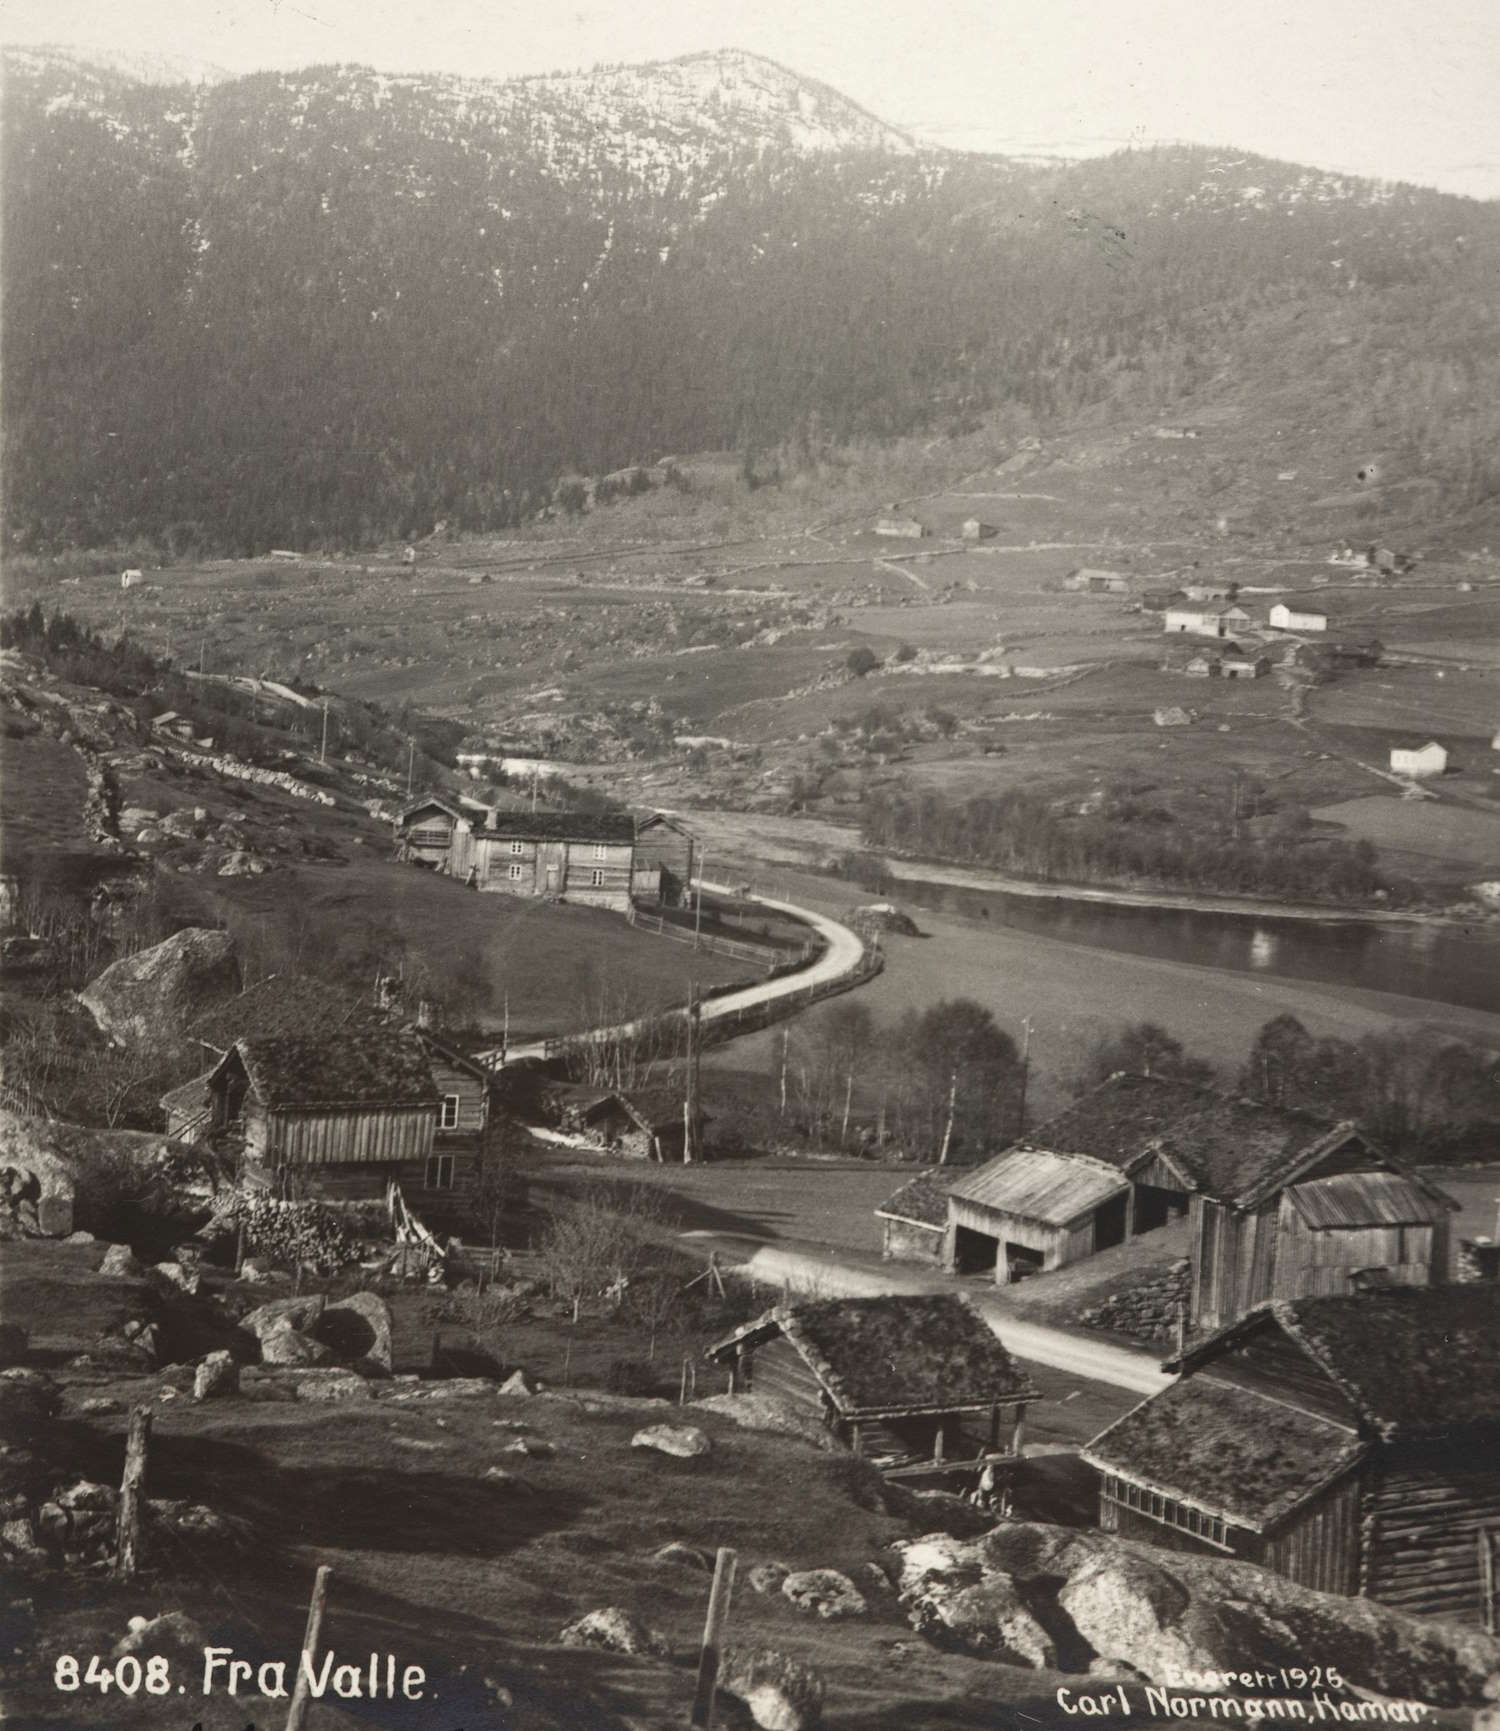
[1312,796,1500,879]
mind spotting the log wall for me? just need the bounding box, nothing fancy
[1361,1449,1500,1625]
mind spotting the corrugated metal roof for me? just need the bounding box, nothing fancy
[947,1148,1127,1227]
[1285,1171,1451,1230]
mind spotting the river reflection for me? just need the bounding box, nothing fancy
[890,876,1500,1015]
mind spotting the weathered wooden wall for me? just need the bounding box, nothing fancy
[1261,1471,1363,1596]
[267,1105,435,1165]
[1362,1450,1500,1625]
[881,1218,945,1265]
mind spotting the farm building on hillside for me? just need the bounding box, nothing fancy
[876,1171,952,1265]
[632,812,697,906]
[874,513,926,539]
[1390,741,1448,778]
[943,1075,1209,1284]
[1082,1285,1500,1624]
[544,1081,697,1161]
[1148,1096,1459,1333]
[962,518,998,541]
[397,799,637,912]
[201,1027,491,1212]
[938,1073,1457,1323]
[1221,653,1271,679]
[1163,605,1251,638]
[706,1294,1038,1473]
[1181,654,1219,678]
[120,568,143,589]
[1065,569,1130,594]
[150,712,198,744]
[1269,602,1329,632]
[1181,581,1235,603]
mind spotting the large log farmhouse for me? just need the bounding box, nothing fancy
[398,799,664,913]
[909,1073,1456,1332]
[1082,1284,1500,1624]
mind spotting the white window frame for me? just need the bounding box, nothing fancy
[591,868,605,887]
[510,839,524,855]
[425,1153,454,1190]
[593,842,607,860]
[508,862,524,880]
[439,1093,460,1130]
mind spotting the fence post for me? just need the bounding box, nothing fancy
[689,1546,738,1729]
[284,1564,333,1731]
[115,1406,152,1579]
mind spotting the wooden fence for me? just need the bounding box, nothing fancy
[626,902,812,970]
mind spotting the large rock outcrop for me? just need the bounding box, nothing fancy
[886,1524,1500,1708]
[79,928,240,1043]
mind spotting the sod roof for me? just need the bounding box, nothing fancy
[1152,1098,1369,1205]
[1082,1374,1368,1532]
[189,974,377,1052]
[874,1170,951,1229]
[1177,1287,1500,1443]
[482,811,637,843]
[225,1028,439,1112]
[1009,1072,1211,1171]
[710,1294,1038,1417]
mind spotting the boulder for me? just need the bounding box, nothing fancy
[781,1569,867,1621]
[0,1370,61,1440]
[259,1326,333,1368]
[748,1562,791,1595]
[57,1480,116,1512]
[119,806,159,831]
[631,1424,711,1459]
[98,1243,142,1277]
[498,1369,534,1398]
[290,1370,372,1403]
[693,1393,837,1452]
[483,1467,518,1486]
[0,1116,78,1236]
[193,1350,239,1401]
[503,1438,555,1458]
[240,1294,327,1341]
[718,1647,825,1731]
[112,1611,204,1658]
[150,1260,200,1296]
[79,1397,123,1415]
[557,1607,668,1658]
[78,928,241,1043]
[312,1291,392,1374]
[653,1541,713,1571]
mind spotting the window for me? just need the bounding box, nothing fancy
[1101,1475,1232,1550]
[591,869,605,887]
[424,1154,454,1190]
[508,863,524,880]
[510,840,523,855]
[439,1094,460,1130]
[593,843,607,860]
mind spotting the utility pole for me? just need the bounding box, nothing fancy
[501,992,509,1066]
[694,851,706,949]
[937,1068,957,1166]
[684,979,702,1163]
[531,765,539,812]
[319,700,329,765]
[198,637,205,676]
[1017,1015,1033,1135]
[779,1027,789,1119]
[406,737,415,799]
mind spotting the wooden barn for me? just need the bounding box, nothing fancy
[1082,1285,1500,1625]
[1150,1098,1459,1332]
[706,1294,1037,1475]
[413,1029,500,1219]
[397,797,480,875]
[546,1081,696,1161]
[943,1074,1203,1284]
[875,1171,951,1266]
[632,813,697,907]
[203,1028,488,1210]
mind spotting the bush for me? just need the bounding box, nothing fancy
[846,646,879,678]
[893,642,917,663]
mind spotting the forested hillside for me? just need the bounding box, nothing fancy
[4,46,1498,556]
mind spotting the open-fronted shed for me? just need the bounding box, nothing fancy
[1084,1285,1500,1623]
[707,1293,1037,1474]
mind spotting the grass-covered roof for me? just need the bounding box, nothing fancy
[1082,1374,1368,1532]
[874,1170,951,1229]
[713,1294,1038,1417]
[227,1028,438,1112]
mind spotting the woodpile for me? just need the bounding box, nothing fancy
[208,1192,360,1271]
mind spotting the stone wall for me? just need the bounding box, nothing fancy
[1081,1259,1191,1348]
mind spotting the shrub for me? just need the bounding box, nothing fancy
[846,646,878,678]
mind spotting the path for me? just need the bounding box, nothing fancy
[475,883,869,1066]
[679,1231,1166,1396]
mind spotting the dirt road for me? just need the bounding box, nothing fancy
[477,883,869,1065]
[682,1231,1168,1396]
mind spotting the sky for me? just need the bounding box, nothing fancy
[3,0,1499,199]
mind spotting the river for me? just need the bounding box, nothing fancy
[889,875,1500,1016]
